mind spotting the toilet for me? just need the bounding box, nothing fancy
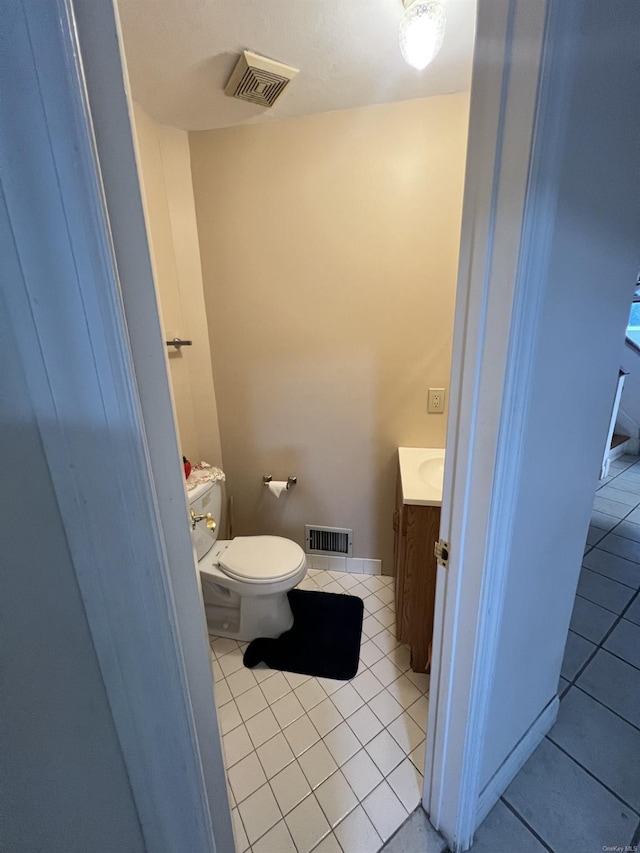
[189,478,307,641]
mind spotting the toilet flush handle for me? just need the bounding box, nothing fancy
[190,509,217,531]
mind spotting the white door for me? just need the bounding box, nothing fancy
[425,0,640,850]
[423,1,552,844]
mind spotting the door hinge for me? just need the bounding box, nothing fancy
[434,538,450,569]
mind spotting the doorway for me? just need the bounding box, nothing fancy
[3,0,639,851]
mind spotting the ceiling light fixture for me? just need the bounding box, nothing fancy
[399,0,446,71]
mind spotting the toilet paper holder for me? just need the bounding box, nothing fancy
[263,474,297,490]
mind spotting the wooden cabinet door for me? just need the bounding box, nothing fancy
[405,504,440,673]
[394,471,409,643]
[393,461,440,672]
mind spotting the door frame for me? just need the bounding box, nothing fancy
[423,0,584,849]
[2,1,233,851]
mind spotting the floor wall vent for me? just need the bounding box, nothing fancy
[305,525,353,557]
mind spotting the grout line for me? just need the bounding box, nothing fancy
[598,643,640,676]
[313,765,368,836]
[568,627,640,678]
[565,474,640,718]
[593,507,637,529]
[566,630,600,685]
[578,562,638,590]
[567,587,640,685]
[589,584,640,652]
[545,734,640,818]
[244,779,287,849]
[547,474,640,837]
[309,831,343,853]
[586,537,640,571]
[611,522,640,542]
[499,797,556,853]
[228,780,251,852]
[596,493,640,512]
[590,526,609,539]
[210,573,419,853]
[571,683,640,736]
[600,485,640,503]
[564,620,604,646]
[597,537,640,559]
[591,489,640,537]
[604,464,640,478]
[573,590,629,618]
[573,585,634,616]
[382,807,440,853]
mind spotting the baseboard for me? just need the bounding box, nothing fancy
[626,438,640,456]
[475,695,559,830]
[305,554,382,575]
[616,409,640,442]
[608,438,633,462]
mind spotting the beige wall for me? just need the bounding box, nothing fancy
[190,94,469,569]
[132,102,223,469]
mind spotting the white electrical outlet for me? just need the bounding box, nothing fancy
[428,387,446,413]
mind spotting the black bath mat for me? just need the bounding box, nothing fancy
[243,589,364,680]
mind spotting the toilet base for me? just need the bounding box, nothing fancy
[203,588,295,643]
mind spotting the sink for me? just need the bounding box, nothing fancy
[418,456,445,490]
[398,447,446,506]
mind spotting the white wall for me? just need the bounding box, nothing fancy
[131,102,223,470]
[190,95,469,570]
[479,0,640,791]
[0,295,145,852]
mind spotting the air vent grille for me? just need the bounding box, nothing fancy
[224,51,299,108]
[235,67,290,107]
[305,525,353,557]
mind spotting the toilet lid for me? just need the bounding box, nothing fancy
[218,536,306,583]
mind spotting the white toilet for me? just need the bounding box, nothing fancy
[189,478,307,641]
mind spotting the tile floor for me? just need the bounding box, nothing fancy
[464,453,640,852]
[383,456,640,853]
[212,455,640,853]
[209,570,429,853]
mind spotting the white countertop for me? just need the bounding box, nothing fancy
[398,447,446,506]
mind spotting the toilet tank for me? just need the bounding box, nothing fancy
[188,480,222,561]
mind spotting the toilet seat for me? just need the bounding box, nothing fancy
[218,535,306,584]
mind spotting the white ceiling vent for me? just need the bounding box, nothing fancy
[224,50,299,108]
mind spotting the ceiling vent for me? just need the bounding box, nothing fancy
[224,50,299,108]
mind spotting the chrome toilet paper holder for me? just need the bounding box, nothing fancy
[263,475,297,490]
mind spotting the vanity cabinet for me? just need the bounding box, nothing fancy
[393,467,440,673]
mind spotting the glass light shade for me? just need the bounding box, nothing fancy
[399,0,446,70]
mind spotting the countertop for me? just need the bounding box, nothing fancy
[398,447,445,506]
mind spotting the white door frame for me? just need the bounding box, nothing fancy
[1,1,233,851]
[424,0,585,849]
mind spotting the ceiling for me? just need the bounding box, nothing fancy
[116,0,476,132]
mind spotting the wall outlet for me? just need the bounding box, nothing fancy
[428,387,446,413]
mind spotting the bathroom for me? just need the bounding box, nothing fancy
[118,1,473,849]
[6,3,640,852]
